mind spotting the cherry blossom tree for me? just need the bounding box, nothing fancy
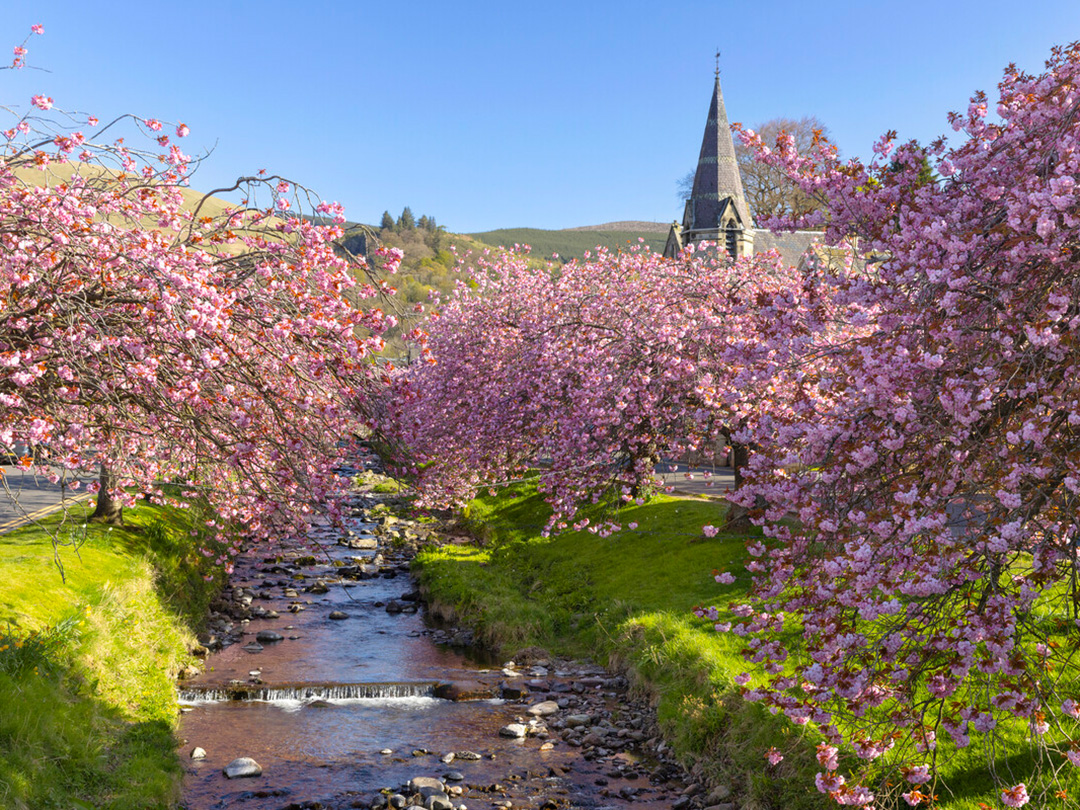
[1,27,404,568]
[701,42,1080,806]
[385,241,851,535]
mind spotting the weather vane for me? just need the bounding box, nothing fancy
[715,49,721,76]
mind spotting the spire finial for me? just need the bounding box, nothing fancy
[715,49,720,77]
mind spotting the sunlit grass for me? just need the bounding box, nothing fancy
[0,498,224,809]
[414,482,1080,809]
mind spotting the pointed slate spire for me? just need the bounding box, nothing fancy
[687,73,753,231]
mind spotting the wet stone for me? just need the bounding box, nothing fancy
[223,757,262,778]
[409,777,444,794]
[328,611,350,620]
[501,683,529,700]
[527,700,559,717]
[255,630,283,643]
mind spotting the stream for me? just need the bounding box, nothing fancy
[177,463,705,810]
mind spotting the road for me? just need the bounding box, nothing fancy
[0,457,735,534]
[655,460,735,497]
[0,465,96,533]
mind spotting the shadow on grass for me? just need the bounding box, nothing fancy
[0,495,226,808]
[0,659,182,808]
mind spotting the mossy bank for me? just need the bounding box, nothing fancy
[0,499,226,810]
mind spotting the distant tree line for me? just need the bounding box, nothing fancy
[381,206,439,233]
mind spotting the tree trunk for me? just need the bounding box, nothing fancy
[725,441,755,533]
[91,464,124,525]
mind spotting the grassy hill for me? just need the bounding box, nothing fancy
[468,225,668,262]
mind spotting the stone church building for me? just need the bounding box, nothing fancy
[662,71,823,266]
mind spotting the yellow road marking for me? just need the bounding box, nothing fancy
[0,492,95,534]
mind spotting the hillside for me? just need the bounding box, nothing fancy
[467,226,667,262]
[562,220,670,233]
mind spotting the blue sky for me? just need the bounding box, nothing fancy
[6,0,1080,232]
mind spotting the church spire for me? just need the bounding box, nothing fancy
[686,71,753,232]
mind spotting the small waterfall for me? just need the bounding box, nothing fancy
[179,680,439,703]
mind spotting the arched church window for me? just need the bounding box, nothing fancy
[725,221,738,257]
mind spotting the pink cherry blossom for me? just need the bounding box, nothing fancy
[1001,784,1030,807]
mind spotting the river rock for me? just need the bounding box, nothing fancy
[500,682,529,700]
[706,784,732,803]
[342,536,379,550]
[454,750,482,760]
[565,714,592,728]
[385,600,403,614]
[527,700,559,717]
[223,757,262,778]
[389,794,407,809]
[241,642,263,653]
[329,611,350,620]
[428,795,453,810]
[409,776,444,794]
[435,681,497,701]
[443,771,464,782]
[190,746,206,759]
[499,723,527,738]
[255,630,283,643]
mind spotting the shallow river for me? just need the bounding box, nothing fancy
[178,490,694,810]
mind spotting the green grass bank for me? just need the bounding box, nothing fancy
[0,499,225,810]
[412,481,1078,810]
[413,482,828,809]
